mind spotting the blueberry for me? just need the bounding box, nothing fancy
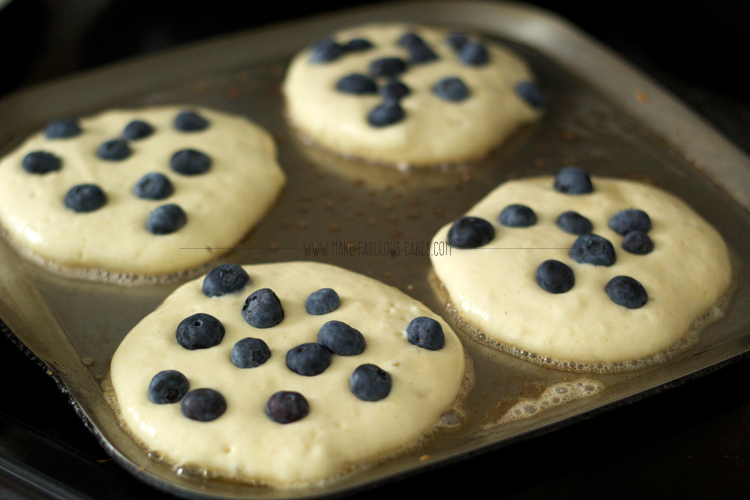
[370,57,407,77]
[398,32,426,49]
[433,77,470,102]
[556,211,593,235]
[406,316,445,350]
[622,231,655,255]
[176,313,225,350]
[459,41,489,65]
[22,151,61,174]
[305,288,341,315]
[515,81,545,109]
[64,184,107,213]
[499,204,537,227]
[133,172,173,200]
[242,288,284,328]
[310,38,345,63]
[231,337,271,368]
[569,234,616,266]
[447,216,495,249]
[350,364,392,402]
[44,118,81,139]
[409,44,438,64]
[446,33,469,51]
[317,320,366,355]
[608,209,652,235]
[96,139,131,161]
[174,111,209,131]
[148,370,189,404]
[336,73,378,94]
[554,166,593,194]
[170,149,212,175]
[202,264,251,298]
[122,120,154,140]
[605,276,648,309]
[146,204,187,234]
[286,343,331,376]
[535,260,575,294]
[380,80,410,101]
[265,391,309,424]
[181,388,226,422]
[367,102,405,127]
[344,38,373,52]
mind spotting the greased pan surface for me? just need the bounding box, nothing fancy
[2,1,750,498]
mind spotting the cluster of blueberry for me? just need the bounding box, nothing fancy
[20,111,214,235]
[147,264,446,425]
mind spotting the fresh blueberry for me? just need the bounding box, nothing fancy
[608,209,652,235]
[146,204,187,234]
[569,234,616,266]
[305,288,340,315]
[170,149,211,175]
[459,41,489,65]
[64,184,107,213]
[181,388,226,422]
[622,231,655,255]
[370,57,407,77]
[133,172,173,200]
[242,288,284,328]
[22,151,62,174]
[350,364,392,402]
[44,118,81,139]
[380,80,411,101]
[409,44,438,64]
[286,343,331,376]
[96,139,131,161]
[515,81,545,109]
[265,391,309,424]
[406,316,445,350]
[202,264,251,298]
[367,102,405,127]
[310,38,345,63]
[176,313,225,350]
[148,370,189,404]
[605,276,648,309]
[317,320,366,355]
[398,32,426,49]
[336,73,378,94]
[535,260,575,294]
[174,111,209,131]
[554,166,593,194]
[231,337,271,368]
[447,216,495,249]
[556,211,593,235]
[446,33,469,51]
[122,120,154,140]
[344,38,373,52]
[433,77,469,102]
[499,204,537,227]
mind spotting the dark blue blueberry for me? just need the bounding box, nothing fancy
[554,167,593,194]
[317,320,366,355]
[556,211,593,235]
[96,139,131,161]
[433,77,470,102]
[336,73,378,94]
[344,38,373,52]
[176,313,225,350]
[605,276,648,309]
[447,216,494,249]
[310,38,345,63]
[446,33,469,51]
[148,370,189,404]
[499,204,537,228]
[22,151,61,174]
[350,364,392,402]
[398,32,426,49]
[380,80,410,101]
[231,337,271,368]
[242,288,284,328]
[146,204,187,234]
[622,231,655,255]
[174,111,209,131]
[367,102,405,127]
[608,209,652,235]
[305,288,340,315]
[569,234,616,266]
[133,172,173,200]
[122,120,154,140]
[265,391,309,424]
[181,388,226,422]
[459,41,489,65]
[286,343,331,376]
[406,316,445,350]
[515,81,545,109]
[535,260,575,294]
[370,57,407,77]
[203,264,251,298]
[409,44,438,64]
[44,118,81,139]
[170,149,212,175]
[64,184,107,213]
